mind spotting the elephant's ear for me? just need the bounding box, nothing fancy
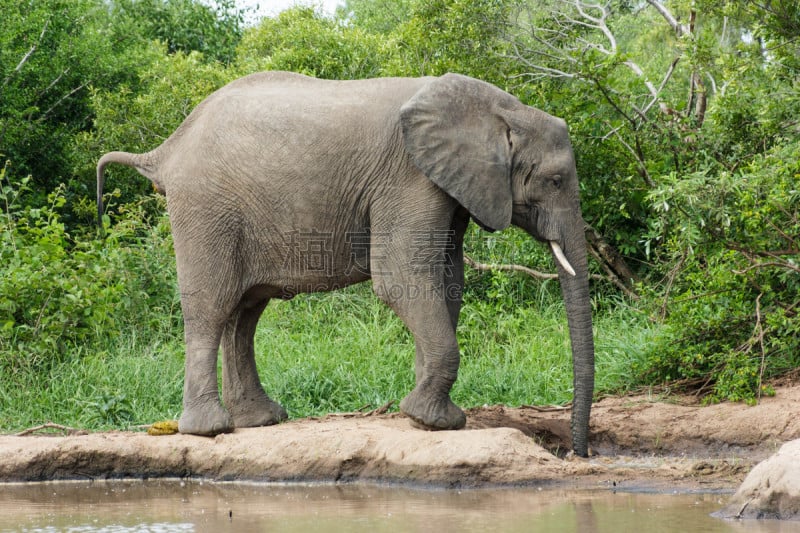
[400,73,514,231]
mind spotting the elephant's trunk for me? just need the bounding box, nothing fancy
[551,223,594,457]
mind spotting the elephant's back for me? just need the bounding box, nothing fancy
[205,72,427,120]
[157,73,425,181]
[219,70,427,97]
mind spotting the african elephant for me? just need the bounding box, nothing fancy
[97,71,595,456]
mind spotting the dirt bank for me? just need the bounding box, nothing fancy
[1,382,798,491]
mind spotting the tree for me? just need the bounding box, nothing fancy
[110,0,245,64]
[339,0,416,33]
[499,0,799,401]
[235,6,388,79]
[383,0,514,82]
[0,0,151,195]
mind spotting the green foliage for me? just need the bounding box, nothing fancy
[0,0,242,222]
[383,0,513,82]
[111,0,245,64]
[0,164,180,380]
[235,7,389,79]
[82,390,135,426]
[0,0,151,195]
[640,140,800,402]
[502,0,800,402]
[340,0,416,33]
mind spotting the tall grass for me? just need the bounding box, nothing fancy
[251,284,658,419]
[1,280,659,431]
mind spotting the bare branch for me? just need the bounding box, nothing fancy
[623,60,659,100]
[465,255,559,280]
[506,42,578,80]
[640,56,681,115]
[2,19,51,90]
[37,67,71,101]
[733,261,800,275]
[361,400,396,417]
[463,255,622,291]
[571,0,617,52]
[646,0,687,36]
[601,119,655,187]
[36,82,89,122]
[15,422,80,436]
[584,225,640,299]
[593,80,635,127]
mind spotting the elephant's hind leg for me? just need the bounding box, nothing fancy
[178,318,234,436]
[221,297,288,428]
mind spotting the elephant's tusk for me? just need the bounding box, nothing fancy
[550,241,576,277]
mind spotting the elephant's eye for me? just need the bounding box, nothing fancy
[550,175,562,190]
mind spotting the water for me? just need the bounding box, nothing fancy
[0,480,794,532]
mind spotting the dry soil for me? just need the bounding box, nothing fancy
[1,381,798,491]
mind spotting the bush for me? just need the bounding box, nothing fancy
[0,163,179,377]
[638,140,800,403]
[234,6,389,80]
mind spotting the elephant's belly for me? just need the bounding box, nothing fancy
[249,237,372,299]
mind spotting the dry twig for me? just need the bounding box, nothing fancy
[14,422,80,436]
[520,403,572,412]
[362,400,396,417]
[464,255,559,280]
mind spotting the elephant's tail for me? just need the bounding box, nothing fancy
[96,151,161,231]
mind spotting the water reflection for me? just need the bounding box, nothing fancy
[0,480,790,532]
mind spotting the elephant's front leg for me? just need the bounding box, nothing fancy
[376,280,466,430]
[414,209,468,386]
[221,298,288,428]
[403,326,466,430]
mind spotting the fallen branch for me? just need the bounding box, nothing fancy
[464,255,559,280]
[733,261,800,275]
[520,403,572,412]
[584,225,640,300]
[14,422,80,436]
[1,19,50,90]
[362,400,396,417]
[464,252,638,299]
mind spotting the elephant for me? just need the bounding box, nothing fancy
[96,71,595,456]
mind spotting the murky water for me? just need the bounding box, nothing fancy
[0,480,793,532]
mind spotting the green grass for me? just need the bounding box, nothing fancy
[0,337,185,431]
[250,285,659,418]
[0,282,661,432]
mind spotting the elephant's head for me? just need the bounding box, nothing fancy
[400,73,594,456]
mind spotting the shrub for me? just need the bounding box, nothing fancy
[638,141,800,403]
[0,162,179,377]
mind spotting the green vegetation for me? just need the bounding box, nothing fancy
[1,0,797,431]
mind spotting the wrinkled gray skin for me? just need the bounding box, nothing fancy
[97,72,595,456]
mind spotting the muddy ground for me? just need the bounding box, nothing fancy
[1,380,798,492]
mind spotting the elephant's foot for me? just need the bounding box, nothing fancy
[400,387,466,430]
[178,401,234,436]
[227,394,288,428]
